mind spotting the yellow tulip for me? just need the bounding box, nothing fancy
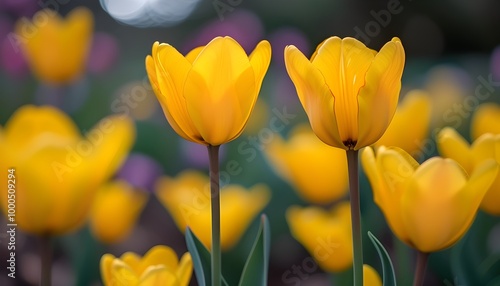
[471,103,500,140]
[145,36,271,146]
[361,146,498,252]
[155,170,270,250]
[286,202,353,272]
[374,90,431,157]
[284,37,405,150]
[264,124,348,204]
[363,264,382,286]
[0,105,135,235]
[101,245,192,286]
[15,7,93,85]
[437,127,500,215]
[89,180,148,244]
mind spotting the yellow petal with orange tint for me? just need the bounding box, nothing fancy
[402,158,468,252]
[184,36,256,145]
[264,125,348,204]
[471,103,500,140]
[90,180,148,244]
[284,45,344,148]
[356,37,405,149]
[286,202,353,273]
[153,43,202,144]
[312,37,375,144]
[374,90,431,157]
[177,253,193,286]
[437,127,473,173]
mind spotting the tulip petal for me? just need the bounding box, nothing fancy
[100,254,116,286]
[471,133,498,167]
[3,105,80,154]
[16,144,89,234]
[155,171,270,250]
[140,245,179,275]
[473,135,500,214]
[147,54,193,144]
[356,38,405,149]
[111,259,140,285]
[84,115,135,190]
[153,44,203,144]
[286,203,353,272]
[437,127,473,173]
[185,46,204,63]
[90,181,148,244]
[60,7,93,82]
[62,115,135,233]
[374,90,431,156]
[471,103,500,140]
[284,45,344,148]
[363,264,382,286]
[372,146,417,244]
[16,7,93,84]
[450,159,498,242]
[184,36,256,145]
[177,253,193,285]
[139,266,177,286]
[312,37,375,145]
[121,252,142,274]
[220,184,271,249]
[265,127,348,204]
[402,158,468,252]
[249,40,272,94]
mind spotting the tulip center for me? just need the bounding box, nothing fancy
[343,139,356,150]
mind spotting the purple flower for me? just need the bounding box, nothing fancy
[116,153,164,193]
[183,9,263,53]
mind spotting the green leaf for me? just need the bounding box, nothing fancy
[368,231,397,286]
[238,214,271,286]
[185,227,211,286]
[185,228,229,286]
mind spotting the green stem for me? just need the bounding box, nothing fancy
[413,251,429,286]
[347,150,363,286]
[208,145,221,286]
[40,235,52,286]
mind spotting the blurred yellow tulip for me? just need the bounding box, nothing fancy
[90,180,148,244]
[362,146,498,252]
[438,127,500,215]
[264,124,348,204]
[101,245,192,286]
[471,103,500,140]
[15,7,93,85]
[155,171,270,250]
[374,90,431,157]
[146,36,271,146]
[0,105,135,235]
[286,202,353,273]
[363,264,382,286]
[284,37,405,150]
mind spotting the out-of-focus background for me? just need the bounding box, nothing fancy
[1,0,500,285]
